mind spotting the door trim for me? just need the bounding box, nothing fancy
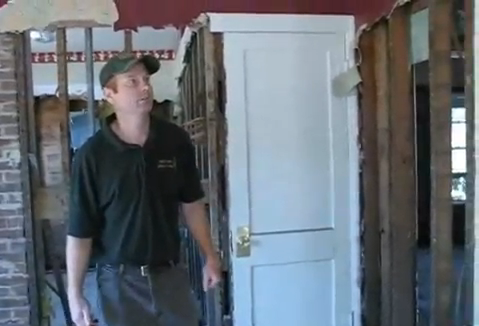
[208,13,354,34]
[210,13,360,325]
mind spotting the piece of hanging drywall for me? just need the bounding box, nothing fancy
[170,13,209,103]
[410,8,429,64]
[332,66,362,98]
[0,0,119,33]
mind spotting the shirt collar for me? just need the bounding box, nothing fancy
[101,113,159,151]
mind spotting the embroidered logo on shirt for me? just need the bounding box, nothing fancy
[157,158,176,169]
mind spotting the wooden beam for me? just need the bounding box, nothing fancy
[202,26,223,326]
[55,28,71,220]
[374,22,392,326]
[463,0,475,322]
[388,5,417,326]
[359,29,381,326]
[47,20,111,29]
[84,27,96,134]
[428,0,454,324]
[124,30,133,53]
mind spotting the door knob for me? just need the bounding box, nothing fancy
[236,226,251,257]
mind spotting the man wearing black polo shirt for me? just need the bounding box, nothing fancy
[66,53,221,326]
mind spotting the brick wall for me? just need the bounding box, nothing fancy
[0,34,30,325]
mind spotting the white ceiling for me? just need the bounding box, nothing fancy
[30,26,181,52]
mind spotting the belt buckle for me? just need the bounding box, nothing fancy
[140,265,149,276]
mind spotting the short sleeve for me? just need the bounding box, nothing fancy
[178,135,205,203]
[67,147,101,238]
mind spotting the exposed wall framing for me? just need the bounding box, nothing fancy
[55,28,71,194]
[428,0,454,324]
[388,7,417,326]
[358,0,471,324]
[7,24,99,323]
[375,22,393,326]
[359,5,417,325]
[358,27,381,326]
[124,29,133,52]
[177,25,228,326]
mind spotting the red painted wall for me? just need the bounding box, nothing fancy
[114,0,398,29]
[113,0,355,29]
[0,0,396,30]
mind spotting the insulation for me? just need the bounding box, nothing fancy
[0,0,119,32]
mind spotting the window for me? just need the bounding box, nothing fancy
[451,94,466,201]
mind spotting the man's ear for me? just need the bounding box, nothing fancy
[103,87,114,104]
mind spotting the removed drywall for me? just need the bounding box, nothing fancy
[0,0,119,32]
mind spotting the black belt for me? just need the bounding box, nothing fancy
[98,260,178,276]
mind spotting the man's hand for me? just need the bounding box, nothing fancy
[66,236,93,325]
[202,254,222,291]
[69,294,96,326]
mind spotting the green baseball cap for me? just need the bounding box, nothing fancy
[99,52,160,88]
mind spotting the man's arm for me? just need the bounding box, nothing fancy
[177,131,221,290]
[66,147,100,298]
[182,200,217,259]
[66,237,92,298]
[182,200,221,291]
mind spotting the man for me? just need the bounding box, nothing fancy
[66,53,221,326]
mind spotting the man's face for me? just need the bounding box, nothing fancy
[103,63,154,115]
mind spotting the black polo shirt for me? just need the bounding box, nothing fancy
[67,114,204,266]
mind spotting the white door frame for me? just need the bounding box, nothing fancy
[207,12,361,325]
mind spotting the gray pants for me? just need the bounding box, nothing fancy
[96,264,200,326]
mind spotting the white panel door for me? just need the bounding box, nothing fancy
[218,14,359,326]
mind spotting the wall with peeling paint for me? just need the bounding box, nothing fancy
[111,0,398,29]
